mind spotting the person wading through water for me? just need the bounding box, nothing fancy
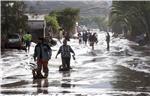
[33,37,52,79]
[89,33,98,50]
[106,32,110,51]
[82,31,88,45]
[23,32,32,52]
[55,39,75,71]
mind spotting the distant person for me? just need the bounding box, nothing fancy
[33,37,52,79]
[89,33,98,50]
[87,31,91,40]
[23,32,32,52]
[78,32,82,44]
[55,39,75,71]
[106,32,110,51]
[63,31,70,41]
[82,31,88,45]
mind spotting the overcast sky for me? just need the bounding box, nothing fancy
[6,0,112,1]
[6,0,149,1]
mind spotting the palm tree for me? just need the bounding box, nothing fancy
[1,1,28,34]
[109,1,150,40]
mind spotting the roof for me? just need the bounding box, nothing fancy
[25,14,45,21]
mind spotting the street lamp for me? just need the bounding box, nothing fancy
[75,22,78,33]
[43,19,46,38]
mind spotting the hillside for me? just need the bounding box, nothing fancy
[24,1,111,17]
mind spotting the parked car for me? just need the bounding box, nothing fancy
[5,33,26,50]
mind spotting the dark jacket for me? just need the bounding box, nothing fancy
[34,43,52,60]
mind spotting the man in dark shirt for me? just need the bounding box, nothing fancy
[33,37,52,79]
[106,32,110,51]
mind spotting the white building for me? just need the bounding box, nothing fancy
[26,14,47,42]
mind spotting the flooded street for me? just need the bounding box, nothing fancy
[1,31,150,96]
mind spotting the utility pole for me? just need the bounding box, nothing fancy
[43,19,46,38]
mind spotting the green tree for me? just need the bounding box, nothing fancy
[45,15,60,35]
[1,1,28,35]
[57,8,80,36]
[46,8,80,38]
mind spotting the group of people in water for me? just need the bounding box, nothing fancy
[78,31,98,50]
[23,30,110,79]
[78,31,95,45]
[78,30,110,50]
